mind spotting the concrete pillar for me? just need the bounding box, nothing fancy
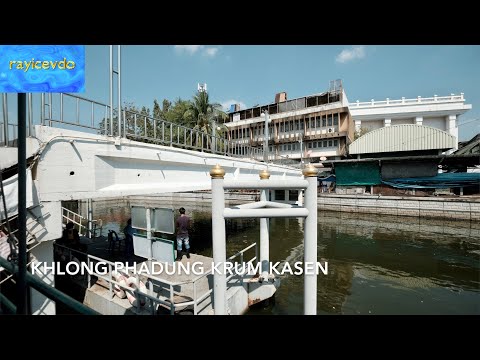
[210,164,227,315]
[415,116,423,126]
[445,115,458,150]
[303,164,319,315]
[259,169,270,280]
[384,118,391,127]
[354,120,361,133]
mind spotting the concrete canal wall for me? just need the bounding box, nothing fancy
[318,194,480,221]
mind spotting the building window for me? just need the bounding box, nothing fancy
[333,114,339,126]
[322,116,327,127]
[323,140,328,147]
[316,116,321,128]
[313,142,317,148]
[318,141,322,148]
[280,124,284,132]
[307,143,312,148]
[289,190,299,201]
[275,190,285,201]
[334,139,338,147]
[328,116,333,127]
[328,140,333,147]
[288,144,292,151]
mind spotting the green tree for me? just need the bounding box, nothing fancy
[354,126,371,140]
[185,90,227,150]
[153,99,162,120]
[162,99,171,114]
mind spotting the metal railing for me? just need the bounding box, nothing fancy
[350,93,465,108]
[0,254,99,314]
[53,241,257,315]
[61,207,102,238]
[2,92,267,162]
[39,92,264,161]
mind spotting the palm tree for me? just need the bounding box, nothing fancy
[185,90,227,150]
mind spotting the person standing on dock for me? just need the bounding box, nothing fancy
[175,207,191,261]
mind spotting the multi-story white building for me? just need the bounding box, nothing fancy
[225,83,472,162]
[349,93,472,151]
[225,80,354,162]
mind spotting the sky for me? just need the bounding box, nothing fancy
[82,45,480,141]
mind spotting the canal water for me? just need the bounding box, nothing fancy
[92,199,480,315]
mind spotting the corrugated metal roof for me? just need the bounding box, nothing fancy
[349,125,456,155]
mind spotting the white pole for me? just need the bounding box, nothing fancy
[263,111,269,162]
[146,208,152,260]
[109,46,113,136]
[259,169,270,281]
[117,45,122,138]
[210,164,227,315]
[87,199,93,239]
[303,164,319,315]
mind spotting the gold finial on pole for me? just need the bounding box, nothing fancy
[210,164,225,179]
[302,163,318,177]
[259,169,271,180]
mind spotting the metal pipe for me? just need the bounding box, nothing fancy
[49,93,52,124]
[76,97,80,124]
[0,292,16,313]
[2,94,7,146]
[263,201,296,209]
[0,256,99,314]
[146,208,152,260]
[210,165,227,314]
[118,45,123,138]
[17,93,28,314]
[109,45,113,136]
[260,174,269,280]
[40,93,44,126]
[91,101,94,128]
[223,180,308,190]
[303,166,319,315]
[87,199,93,239]
[263,111,269,162]
[60,93,64,123]
[224,207,309,219]
[233,201,267,209]
[28,93,33,137]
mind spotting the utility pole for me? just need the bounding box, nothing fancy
[263,111,269,162]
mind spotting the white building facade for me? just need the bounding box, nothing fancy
[349,93,472,151]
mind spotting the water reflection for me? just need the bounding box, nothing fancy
[91,199,480,315]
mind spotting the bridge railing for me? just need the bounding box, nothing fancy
[350,93,465,108]
[37,92,264,161]
[2,92,266,162]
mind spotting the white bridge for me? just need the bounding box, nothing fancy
[0,92,302,315]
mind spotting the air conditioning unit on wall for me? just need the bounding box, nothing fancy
[328,128,335,133]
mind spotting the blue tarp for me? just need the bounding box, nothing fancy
[382,172,480,189]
